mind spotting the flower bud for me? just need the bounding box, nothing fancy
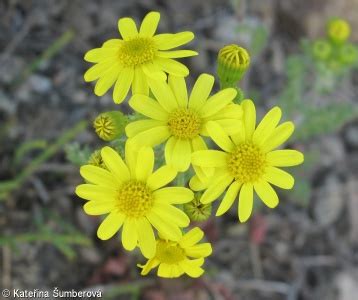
[327,18,351,44]
[93,111,127,141]
[338,43,358,65]
[184,193,212,222]
[217,44,250,87]
[312,39,332,61]
[87,149,107,169]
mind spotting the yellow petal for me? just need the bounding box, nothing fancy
[209,103,243,120]
[157,50,198,58]
[189,175,207,191]
[179,259,204,278]
[179,227,204,247]
[135,147,154,181]
[142,62,167,81]
[140,258,160,275]
[266,149,304,167]
[263,167,295,189]
[213,119,243,136]
[132,67,149,95]
[147,211,182,240]
[129,94,168,121]
[97,212,124,240]
[199,88,237,118]
[136,218,156,258]
[129,126,170,147]
[154,57,189,77]
[154,32,194,50]
[113,68,134,104]
[153,187,194,204]
[139,11,160,37]
[153,203,190,227]
[206,121,235,152]
[192,150,228,168]
[241,99,256,139]
[83,200,114,215]
[147,78,178,112]
[75,184,116,201]
[84,47,118,63]
[84,61,119,82]
[101,146,130,182]
[254,180,279,208]
[102,39,122,48]
[125,119,165,138]
[185,243,212,258]
[118,17,138,40]
[200,173,233,204]
[147,166,178,190]
[80,165,118,187]
[238,183,253,222]
[94,67,119,96]
[158,263,173,278]
[188,73,214,110]
[252,106,282,145]
[125,141,137,176]
[171,138,191,172]
[261,122,295,152]
[168,75,188,107]
[122,219,138,250]
[164,136,176,165]
[216,181,241,216]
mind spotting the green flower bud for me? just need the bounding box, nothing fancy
[93,111,127,141]
[87,149,107,169]
[338,43,358,65]
[327,18,351,44]
[184,194,212,222]
[217,44,250,87]
[312,39,332,61]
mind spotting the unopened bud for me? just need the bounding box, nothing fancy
[184,193,212,222]
[312,40,332,61]
[217,44,250,87]
[87,149,107,169]
[338,43,358,65]
[327,18,351,44]
[93,111,127,141]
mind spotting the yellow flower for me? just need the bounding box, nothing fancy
[327,18,351,44]
[84,11,197,104]
[139,227,212,278]
[191,99,304,222]
[75,144,194,258]
[126,73,242,172]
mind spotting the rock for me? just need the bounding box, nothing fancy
[344,125,358,149]
[313,174,345,227]
[28,74,52,93]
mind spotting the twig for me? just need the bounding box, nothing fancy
[0,120,87,200]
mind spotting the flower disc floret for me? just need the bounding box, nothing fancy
[228,142,266,183]
[116,181,153,218]
[118,37,156,68]
[156,240,186,264]
[167,108,202,139]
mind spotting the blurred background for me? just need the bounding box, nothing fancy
[0,0,358,299]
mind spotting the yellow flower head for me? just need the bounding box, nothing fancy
[75,144,194,258]
[126,73,243,172]
[139,227,212,278]
[84,11,197,104]
[327,18,351,44]
[191,100,304,222]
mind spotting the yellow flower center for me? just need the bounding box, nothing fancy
[93,115,116,141]
[118,37,156,67]
[156,240,186,264]
[116,181,153,218]
[227,142,266,183]
[167,108,202,139]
